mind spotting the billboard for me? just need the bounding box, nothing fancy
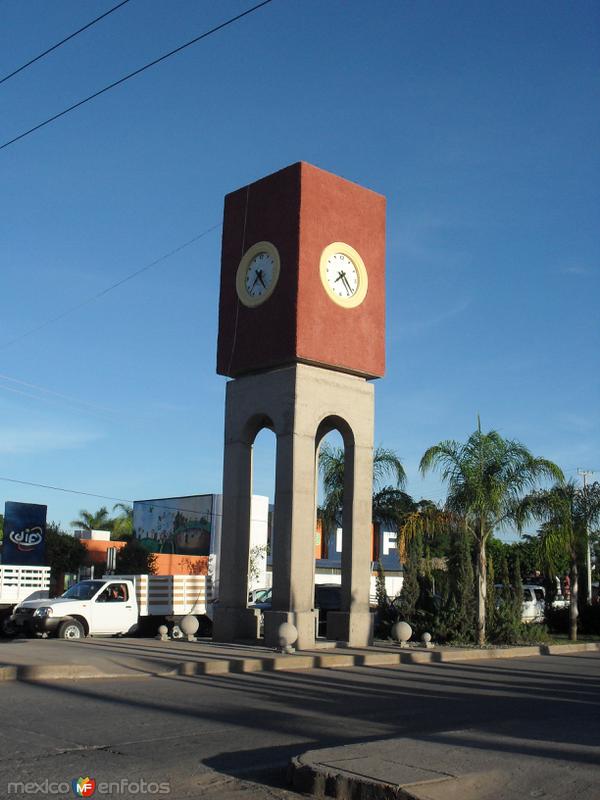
[317,522,404,571]
[2,501,47,565]
[133,495,213,556]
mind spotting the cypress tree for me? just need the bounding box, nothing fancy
[440,524,476,642]
[398,533,421,622]
[375,560,388,610]
[486,555,496,634]
[493,553,521,643]
[512,554,524,625]
[500,554,512,605]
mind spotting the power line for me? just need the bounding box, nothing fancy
[0,223,221,351]
[0,476,131,505]
[0,0,274,151]
[0,0,133,86]
[0,372,119,418]
[0,475,267,522]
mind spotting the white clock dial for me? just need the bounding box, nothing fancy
[236,241,280,307]
[319,242,368,308]
[326,252,359,298]
[244,252,275,298]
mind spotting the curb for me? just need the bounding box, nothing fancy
[1,641,598,683]
[0,663,163,682]
[289,754,411,800]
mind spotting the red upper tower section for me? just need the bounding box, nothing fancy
[216,162,385,379]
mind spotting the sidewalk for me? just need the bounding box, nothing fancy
[290,720,600,800]
[1,636,598,682]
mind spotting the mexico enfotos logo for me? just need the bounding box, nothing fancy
[7,776,170,795]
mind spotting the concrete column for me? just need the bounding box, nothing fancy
[263,430,318,649]
[212,396,260,642]
[327,438,374,646]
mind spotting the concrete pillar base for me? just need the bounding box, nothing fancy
[212,606,261,642]
[327,611,374,647]
[264,610,317,650]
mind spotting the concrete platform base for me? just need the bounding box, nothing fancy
[212,606,261,642]
[1,637,598,684]
[327,610,374,646]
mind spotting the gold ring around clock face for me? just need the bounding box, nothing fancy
[319,242,368,308]
[235,241,280,307]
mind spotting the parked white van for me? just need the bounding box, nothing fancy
[496,583,568,624]
[521,584,546,623]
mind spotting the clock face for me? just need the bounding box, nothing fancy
[236,241,280,307]
[319,242,368,308]
[325,252,359,299]
[244,252,276,299]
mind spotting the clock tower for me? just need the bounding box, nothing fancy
[213,162,385,649]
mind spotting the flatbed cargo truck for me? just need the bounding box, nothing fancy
[9,573,210,639]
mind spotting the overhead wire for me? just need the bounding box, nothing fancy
[0,475,268,522]
[0,372,118,416]
[0,222,221,351]
[0,0,274,151]
[0,0,133,86]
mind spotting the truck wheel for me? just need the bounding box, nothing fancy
[58,619,85,640]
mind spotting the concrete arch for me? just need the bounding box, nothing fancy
[213,363,375,648]
[315,414,355,451]
[243,413,275,445]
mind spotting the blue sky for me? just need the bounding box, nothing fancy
[1,0,598,536]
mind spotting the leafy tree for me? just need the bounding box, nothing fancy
[115,538,156,575]
[400,503,455,551]
[70,506,113,532]
[319,443,406,535]
[516,480,600,640]
[372,487,415,526]
[248,544,269,586]
[45,523,87,591]
[420,418,562,644]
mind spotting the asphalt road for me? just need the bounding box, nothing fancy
[0,652,598,799]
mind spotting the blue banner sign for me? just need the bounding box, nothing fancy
[2,501,47,565]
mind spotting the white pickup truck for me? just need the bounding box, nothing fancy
[10,573,211,639]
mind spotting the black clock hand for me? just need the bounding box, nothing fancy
[256,269,267,289]
[339,270,353,295]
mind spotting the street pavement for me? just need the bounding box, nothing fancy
[0,651,598,799]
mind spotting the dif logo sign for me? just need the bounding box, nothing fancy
[2,501,47,566]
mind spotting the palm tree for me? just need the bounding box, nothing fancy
[70,506,113,532]
[319,443,406,535]
[111,502,134,541]
[515,480,600,640]
[420,419,563,645]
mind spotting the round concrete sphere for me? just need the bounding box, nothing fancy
[422,632,432,644]
[392,621,413,643]
[180,615,200,636]
[278,622,298,648]
[157,625,168,636]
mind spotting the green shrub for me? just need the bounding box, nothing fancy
[546,604,600,636]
